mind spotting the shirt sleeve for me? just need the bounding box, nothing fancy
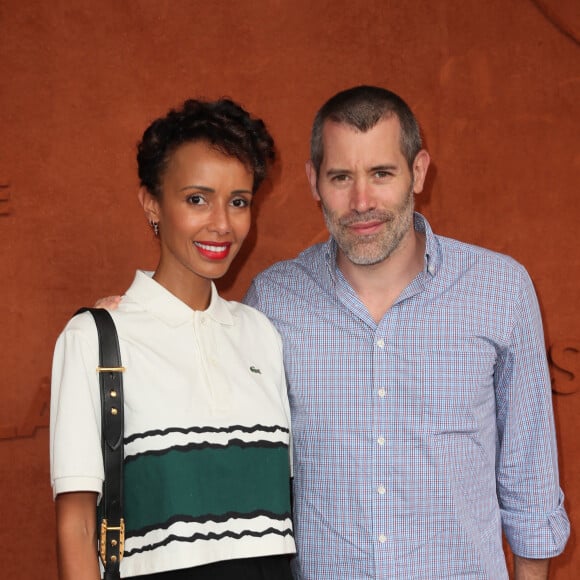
[495,267,570,558]
[243,279,261,310]
[49,314,104,498]
[276,327,293,478]
[245,280,293,477]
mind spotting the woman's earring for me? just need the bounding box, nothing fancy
[149,220,159,237]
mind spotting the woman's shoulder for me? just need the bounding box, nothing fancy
[58,309,100,339]
[52,310,102,370]
[56,302,139,350]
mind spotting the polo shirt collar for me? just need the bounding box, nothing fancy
[125,270,234,327]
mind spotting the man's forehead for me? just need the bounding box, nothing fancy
[320,116,403,160]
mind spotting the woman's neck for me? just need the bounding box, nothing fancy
[152,264,212,311]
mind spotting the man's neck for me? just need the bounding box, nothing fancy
[337,229,426,323]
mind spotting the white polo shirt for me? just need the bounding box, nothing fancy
[50,270,295,577]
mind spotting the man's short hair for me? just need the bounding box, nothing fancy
[310,85,422,174]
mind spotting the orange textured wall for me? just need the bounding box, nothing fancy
[0,1,578,578]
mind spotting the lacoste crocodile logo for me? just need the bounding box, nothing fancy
[250,366,262,374]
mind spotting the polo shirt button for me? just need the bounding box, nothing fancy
[376,339,385,348]
[377,485,386,495]
[378,534,387,543]
[378,388,386,398]
[377,436,385,446]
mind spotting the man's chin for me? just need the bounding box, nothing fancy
[341,247,388,267]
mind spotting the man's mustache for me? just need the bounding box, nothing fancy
[338,210,395,227]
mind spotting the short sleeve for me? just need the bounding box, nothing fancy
[49,314,104,498]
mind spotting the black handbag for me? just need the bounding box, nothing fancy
[76,307,125,580]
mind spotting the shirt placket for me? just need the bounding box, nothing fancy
[371,315,395,578]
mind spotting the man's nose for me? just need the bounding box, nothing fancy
[350,178,374,213]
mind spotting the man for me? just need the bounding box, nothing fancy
[244,86,569,579]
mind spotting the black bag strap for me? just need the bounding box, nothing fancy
[76,307,125,580]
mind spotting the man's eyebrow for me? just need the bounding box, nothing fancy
[325,168,352,176]
[369,164,398,172]
[325,164,399,176]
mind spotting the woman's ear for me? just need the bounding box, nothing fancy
[137,186,160,222]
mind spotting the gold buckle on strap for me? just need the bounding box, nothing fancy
[99,518,125,565]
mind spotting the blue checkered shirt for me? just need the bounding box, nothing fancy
[244,213,569,579]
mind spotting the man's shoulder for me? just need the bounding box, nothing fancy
[419,214,529,283]
[253,242,329,286]
[436,233,527,277]
[244,242,332,313]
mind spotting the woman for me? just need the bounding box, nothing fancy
[50,99,295,579]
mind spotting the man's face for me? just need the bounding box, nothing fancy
[307,116,429,267]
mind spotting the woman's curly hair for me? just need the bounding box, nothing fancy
[137,99,275,196]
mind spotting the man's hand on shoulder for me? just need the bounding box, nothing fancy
[94,296,122,310]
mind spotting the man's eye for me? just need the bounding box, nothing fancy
[374,171,392,179]
[331,174,349,182]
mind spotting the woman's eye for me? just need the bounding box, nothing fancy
[186,195,205,205]
[231,197,251,208]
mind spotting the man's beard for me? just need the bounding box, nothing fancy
[321,184,415,266]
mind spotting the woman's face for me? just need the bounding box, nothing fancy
[144,140,254,289]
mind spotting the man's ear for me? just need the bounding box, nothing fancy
[412,150,430,195]
[305,160,321,201]
[138,186,160,222]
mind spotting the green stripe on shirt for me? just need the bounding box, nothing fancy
[124,442,291,534]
